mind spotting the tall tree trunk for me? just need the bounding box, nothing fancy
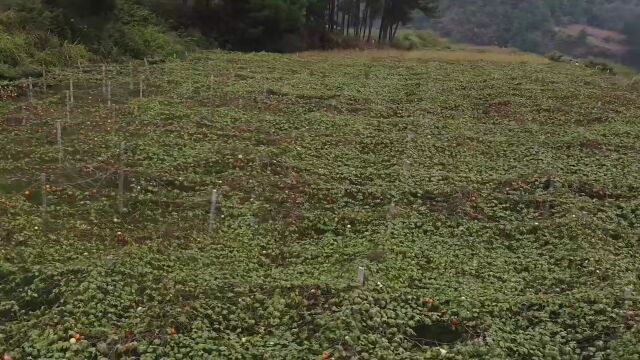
[378,0,387,43]
[331,0,338,32]
[328,0,333,31]
[347,13,351,35]
[353,0,360,36]
[333,0,340,31]
[360,3,369,39]
[391,21,400,41]
[183,0,195,24]
[341,1,347,35]
[367,10,374,42]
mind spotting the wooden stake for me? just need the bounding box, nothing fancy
[357,266,366,286]
[69,78,74,104]
[129,63,134,90]
[403,159,410,174]
[56,120,63,164]
[107,81,112,107]
[42,66,47,93]
[102,64,106,94]
[65,91,70,122]
[118,141,125,213]
[387,201,396,236]
[105,255,115,268]
[144,57,148,67]
[139,76,143,99]
[41,173,47,220]
[28,77,33,103]
[209,75,214,103]
[208,190,219,232]
[117,169,125,213]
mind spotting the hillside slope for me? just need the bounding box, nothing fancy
[1,50,640,359]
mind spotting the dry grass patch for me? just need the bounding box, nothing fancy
[299,47,550,64]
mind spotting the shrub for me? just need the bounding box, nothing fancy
[0,31,29,66]
[584,58,616,74]
[114,24,186,59]
[0,63,39,80]
[273,33,304,53]
[324,33,365,50]
[546,51,569,62]
[392,31,446,50]
[0,63,19,79]
[33,40,92,67]
[627,76,640,91]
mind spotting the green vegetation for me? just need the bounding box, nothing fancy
[419,0,640,67]
[0,0,441,79]
[392,30,447,50]
[1,50,640,359]
[0,0,191,80]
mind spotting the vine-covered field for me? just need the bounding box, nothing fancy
[1,50,640,359]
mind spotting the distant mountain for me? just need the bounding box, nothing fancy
[409,0,640,66]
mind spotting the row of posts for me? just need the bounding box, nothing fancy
[41,169,367,284]
[29,60,370,285]
[38,170,220,231]
[26,64,147,107]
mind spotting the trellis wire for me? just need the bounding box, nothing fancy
[9,63,240,232]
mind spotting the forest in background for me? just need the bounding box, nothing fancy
[0,0,438,80]
[1,0,640,80]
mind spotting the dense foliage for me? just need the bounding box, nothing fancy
[0,0,191,79]
[1,50,639,358]
[0,0,441,79]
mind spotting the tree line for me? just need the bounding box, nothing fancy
[15,0,438,53]
[157,0,438,51]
